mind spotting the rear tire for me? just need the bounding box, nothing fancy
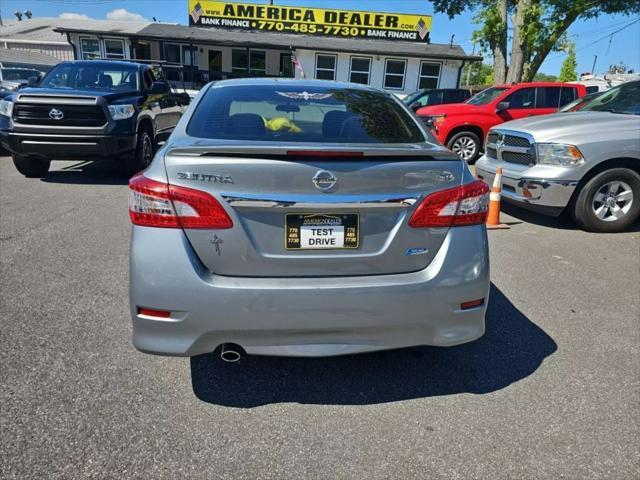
[447,131,481,163]
[12,155,50,178]
[570,168,640,233]
[128,129,154,174]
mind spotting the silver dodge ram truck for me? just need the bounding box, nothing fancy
[476,80,640,232]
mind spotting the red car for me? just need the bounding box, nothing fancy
[416,82,588,162]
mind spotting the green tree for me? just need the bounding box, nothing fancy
[559,43,577,82]
[431,0,640,83]
[461,62,493,86]
[533,72,558,81]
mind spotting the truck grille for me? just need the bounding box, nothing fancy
[502,152,535,165]
[485,130,536,166]
[12,104,107,127]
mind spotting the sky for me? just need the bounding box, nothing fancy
[1,0,639,76]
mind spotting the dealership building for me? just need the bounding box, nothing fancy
[3,2,481,95]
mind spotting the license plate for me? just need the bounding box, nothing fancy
[285,213,359,250]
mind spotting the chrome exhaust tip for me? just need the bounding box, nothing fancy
[220,343,242,363]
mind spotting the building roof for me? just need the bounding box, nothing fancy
[53,20,481,61]
[2,17,150,43]
[0,48,62,67]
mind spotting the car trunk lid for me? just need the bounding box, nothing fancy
[163,143,463,277]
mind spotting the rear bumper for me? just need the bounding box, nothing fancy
[130,225,490,357]
[0,130,136,159]
[476,156,578,217]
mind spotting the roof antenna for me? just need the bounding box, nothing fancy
[449,34,455,47]
[152,16,158,22]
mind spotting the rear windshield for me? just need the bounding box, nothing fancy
[2,69,39,81]
[187,84,425,143]
[403,90,425,105]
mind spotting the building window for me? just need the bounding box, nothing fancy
[181,45,197,66]
[349,56,371,84]
[80,38,100,60]
[418,61,441,89]
[232,50,247,73]
[132,40,151,60]
[104,39,125,59]
[280,53,294,77]
[232,49,266,75]
[315,54,337,81]
[384,59,406,90]
[164,43,181,64]
[250,50,266,75]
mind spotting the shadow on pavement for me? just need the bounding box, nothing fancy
[501,203,578,230]
[40,159,131,186]
[190,284,557,407]
[501,202,640,233]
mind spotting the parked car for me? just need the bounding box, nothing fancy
[476,80,640,233]
[0,60,190,177]
[403,88,471,111]
[558,91,602,112]
[129,78,491,360]
[0,64,42,98]
[417,82,588,163]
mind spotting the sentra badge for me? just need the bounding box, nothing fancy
[177,172,233,183]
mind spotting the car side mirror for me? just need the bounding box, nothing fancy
[496,101,510,112]
[410,102,421,112]
[27,76,40,87]
[149,81,170,95]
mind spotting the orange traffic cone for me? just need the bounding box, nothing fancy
[486,167,509,229]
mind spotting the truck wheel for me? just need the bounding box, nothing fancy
[12,155,51,178]
[447,131,481,163]
[129,129,154,173]
[571,168,640,233]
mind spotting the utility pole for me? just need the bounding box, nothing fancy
[465,41,476,86]
[591,55,598,75]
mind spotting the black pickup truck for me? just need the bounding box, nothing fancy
[0,60,190,177]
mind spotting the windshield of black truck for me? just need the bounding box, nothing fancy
[40,64,139,92]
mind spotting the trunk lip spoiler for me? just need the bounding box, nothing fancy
[165,143,455,158]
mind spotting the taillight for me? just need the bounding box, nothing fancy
[129,174,232,229]
[137,307,171,318]
[409,180,490,228]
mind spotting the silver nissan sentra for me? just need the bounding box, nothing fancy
[129,78,490,360]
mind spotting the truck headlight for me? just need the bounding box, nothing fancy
[422,114,446,128]
[0,99,14,118]
[536,143,585,166]
[108,104,135,120]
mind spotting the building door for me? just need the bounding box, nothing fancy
[280,53,294,78]
[209,50,223,80]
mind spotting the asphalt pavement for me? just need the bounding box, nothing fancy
[1,156,638,479]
